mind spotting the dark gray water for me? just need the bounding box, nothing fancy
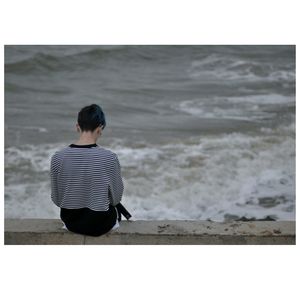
[5,45,295,221]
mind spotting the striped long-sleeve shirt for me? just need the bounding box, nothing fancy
[51,143,124,210]
[50,143,124,236]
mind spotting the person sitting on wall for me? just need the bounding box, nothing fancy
[50,103,131,237]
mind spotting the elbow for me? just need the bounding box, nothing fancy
[115,191,123,205]
[109,188,123,206]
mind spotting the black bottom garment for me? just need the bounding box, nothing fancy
[60,204,121,237]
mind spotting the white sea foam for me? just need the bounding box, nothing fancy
[5,126,295,221]
[110,129,295,221]
[5,181,60,219]
[188,54,295,83]
[172,94,294,121]
[226,94,295,105]
[7,125,49,132]
[5,143,61,173]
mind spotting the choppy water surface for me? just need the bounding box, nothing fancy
[5,45,295,221]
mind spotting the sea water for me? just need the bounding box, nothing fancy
[5,45,295,221]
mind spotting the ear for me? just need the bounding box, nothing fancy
[76,123,80,132]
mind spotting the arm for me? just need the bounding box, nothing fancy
[50,154,60,206]
[108,153,124,206]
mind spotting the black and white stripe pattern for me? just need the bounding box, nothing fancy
[50,144,124,211]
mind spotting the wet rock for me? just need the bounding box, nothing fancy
[224,214,277,222]
[280,178,289,185]
[261,215,277,221]
[157,224,170,233]
[258,196,288,208]
[273,229,282,234]
[224,214,240,222]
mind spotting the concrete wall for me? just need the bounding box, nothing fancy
[4,219,295,245]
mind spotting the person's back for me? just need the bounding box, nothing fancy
[50,104,124,236]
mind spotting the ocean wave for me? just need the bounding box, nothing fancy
[172,94,295,121]
[4,46,164,74]
[115,131,294,221]
[5,46,125,74]
[5,82,71,94]
[5,125,295,221]
[188,54,295,83]
[225,94,295,105]
[5,52,73,74]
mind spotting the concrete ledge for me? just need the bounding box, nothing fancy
[4,219,295,245]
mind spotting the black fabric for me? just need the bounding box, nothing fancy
[60,204,119,237]
[69,143,98,148]
[115,203,132,220]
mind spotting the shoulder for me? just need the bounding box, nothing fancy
[51,147,69,161]
[96,147,118,160]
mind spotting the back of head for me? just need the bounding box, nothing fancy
[77,104,106,132]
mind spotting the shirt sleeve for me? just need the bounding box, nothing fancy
[108,153,124,206]
[50,154,60,207]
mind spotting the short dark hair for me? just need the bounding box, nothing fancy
[77,104,106,132]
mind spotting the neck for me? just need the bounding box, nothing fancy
[75,136,97,145]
